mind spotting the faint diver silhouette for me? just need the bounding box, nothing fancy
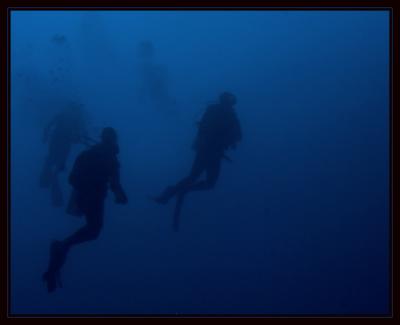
[43,127,128,293]
[135,40,176,110]
[40,101,88,207]
[151,92,242,230]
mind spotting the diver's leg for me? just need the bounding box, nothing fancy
[43,199,103,292]
[50,144,70,207]
[54,141,70,192]
[153,153,205,204]
[62,199,104,247]
[43,240,68,293]
[184,157,221,193]
[171,158,220,230]
[171,156,215,230]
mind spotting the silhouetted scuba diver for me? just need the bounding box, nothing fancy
[43,127,128,293]
[151,92,242,230]
[39,102,88,207]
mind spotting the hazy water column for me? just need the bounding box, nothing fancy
[10,10,390,315]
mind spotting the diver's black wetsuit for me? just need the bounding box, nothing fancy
[64,142,121,245]
[43,133,127,293]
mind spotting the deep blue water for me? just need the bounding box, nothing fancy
[10,10,390,315]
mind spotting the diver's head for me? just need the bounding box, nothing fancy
[101,127,118,146]
[219,92,237,107]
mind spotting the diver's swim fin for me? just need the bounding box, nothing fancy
[43,240,67,293]
[42,269,62,293]
[43,271,57,293]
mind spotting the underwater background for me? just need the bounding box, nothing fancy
[10,10,390,315]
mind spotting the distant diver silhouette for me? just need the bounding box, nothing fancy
[40,101,88,207]
[135,40,176,111]
[151,92,242,230]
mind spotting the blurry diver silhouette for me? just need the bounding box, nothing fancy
[43,127,128,293]
[151,92,242,231]
[40,102,88,207]
[135,40,176,111]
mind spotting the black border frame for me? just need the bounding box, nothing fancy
[1,1,398,319]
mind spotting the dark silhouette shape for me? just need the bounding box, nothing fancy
[151,92,242,230]
[39,102,87,207]
[43,127,128,293]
